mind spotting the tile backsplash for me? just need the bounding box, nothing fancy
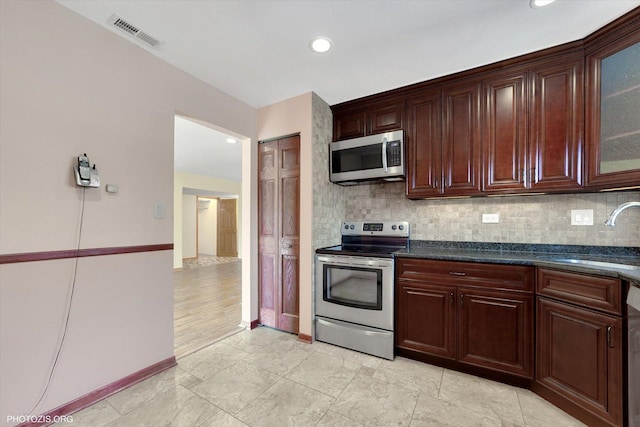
[342,182,640,247]
[312,93,345,249]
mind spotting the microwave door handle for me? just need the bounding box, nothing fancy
[382,137,388,173]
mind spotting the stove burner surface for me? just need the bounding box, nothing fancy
[316,244,404,257]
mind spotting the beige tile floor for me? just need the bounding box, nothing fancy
[60,327,586,427]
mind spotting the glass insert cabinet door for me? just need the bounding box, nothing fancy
[587,33,640,187]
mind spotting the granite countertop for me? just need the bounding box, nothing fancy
[395,241,640,284]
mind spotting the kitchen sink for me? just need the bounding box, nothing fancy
[552,258,639,271]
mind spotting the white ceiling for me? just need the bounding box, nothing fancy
[56,0,640,109]
[174,116,242,182]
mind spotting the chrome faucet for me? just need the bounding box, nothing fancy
[604,201,640,226]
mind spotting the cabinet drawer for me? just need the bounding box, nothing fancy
[536,268,622,315]
[396,258,533,291]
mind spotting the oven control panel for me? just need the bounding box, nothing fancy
[341,221,410,237]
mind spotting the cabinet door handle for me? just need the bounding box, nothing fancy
[450,292,454,306]
[530,168,536,183]
[520,169,525,183]
[449,271,466,276]
[443,177,447,188]
[607,326,614,348]
[435,177,439,189]
[460,294,464,307]
[282,243,292,249]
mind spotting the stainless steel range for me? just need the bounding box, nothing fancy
[315,220,409,360]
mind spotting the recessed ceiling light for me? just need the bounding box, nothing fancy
[309,37,332,53]
[226,138,238,144]
[530,0,557,8]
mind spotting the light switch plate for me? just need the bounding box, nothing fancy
[482,213,500,223]
[571,209,593,226]
[153,201,166,219]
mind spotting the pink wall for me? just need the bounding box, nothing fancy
[0,1,257,423]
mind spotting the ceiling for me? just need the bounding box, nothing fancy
[56,0,640,109]
[174,116,242,182]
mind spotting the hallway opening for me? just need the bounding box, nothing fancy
[173,115,245,358]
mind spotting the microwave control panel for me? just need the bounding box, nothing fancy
[386,140,402,167]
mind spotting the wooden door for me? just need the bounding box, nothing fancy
[536,297,623,427]
[528,57,583,191]
[483,72,528,193]
[258,135,300,333]
[216,198,237,257]
[405,90,442,198]
[457,288,533,378]
[442,80,482,195]
[396,280,456,359]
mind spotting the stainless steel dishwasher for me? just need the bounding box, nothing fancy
[629,282,640,427]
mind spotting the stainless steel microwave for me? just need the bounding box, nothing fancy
[329,130,405,185]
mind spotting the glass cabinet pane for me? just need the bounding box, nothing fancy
[599,41,640,174]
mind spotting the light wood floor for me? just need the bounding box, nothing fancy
[174,259,243,359]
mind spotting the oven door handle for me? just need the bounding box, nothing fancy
[317,256,392,269]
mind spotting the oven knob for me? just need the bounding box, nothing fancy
[344,224,349,230]
[399,224,404,231]
[350,225,355,230]
[392,225,397,230]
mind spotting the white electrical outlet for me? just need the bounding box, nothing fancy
[482,213,500,223]
[570,209,593,226]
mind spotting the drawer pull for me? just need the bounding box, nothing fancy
[449,271,466,276]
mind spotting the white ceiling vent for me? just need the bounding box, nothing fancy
[107,14,164,49]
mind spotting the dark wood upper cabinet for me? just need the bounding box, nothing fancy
[528,56,584,191]
[332,99,403,141]
[405,81,482,198]
[585,20,640,189]
[483,57,584,194]
[368,101,404,135]
[405,90,442,197]
[483,71,528,193]
[442,80,483,196]
[333,110,366,141]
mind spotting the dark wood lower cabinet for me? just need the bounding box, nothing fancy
[395,258,534,383]
[458,288,532,378]
[396,282,456,359]
[396,260,627,427]
[535,297,623,427]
